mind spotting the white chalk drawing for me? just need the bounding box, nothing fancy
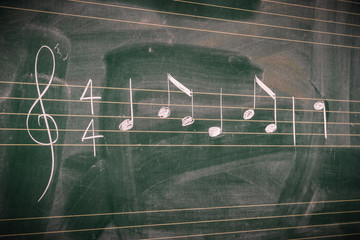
[243,76,277,133]
[80,79,101,115]
[292,96,296,146]
[208,88,223,137]
[82,118,104,157]
[54,43,68,61]
[314,100,327,139]
[26,45,59,202]
[158,73,195,126]
[119,78,134,131]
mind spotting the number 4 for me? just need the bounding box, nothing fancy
[82,119,103,157]
[80,79,101,115]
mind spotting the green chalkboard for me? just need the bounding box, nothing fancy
[1,0,360,239]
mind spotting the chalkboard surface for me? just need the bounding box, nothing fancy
[1,0,360,239]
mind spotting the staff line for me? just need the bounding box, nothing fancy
[2,81,360,103]
[1,198,359,222]
[338,0,360,5]
[1,211,360,238]
[262,0,360,16]
[2,96,360,115]
[1,5,360,50]
[3,112,360,126]
[2,128,359,137]
[1,143,360,148]
[173,0,360,28]
[68,0,360,39]
[288,232,360,240]
[141,221,360,240]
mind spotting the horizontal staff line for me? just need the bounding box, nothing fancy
[1,144,360,148]
[288,232,360,240]
[174,0,360,28]
[142,221,360,240]
[2,128,359,137]
[1,211,360,238]
[338,0,360,5]
[262,0,360,16]
[2,81,360,103]
[68,0,360,39]
[1,198,359,222]
[2,96,360,115]
[3,112,360,126]
[0,6,360,50]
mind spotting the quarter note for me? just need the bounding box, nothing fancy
[158,73,195,126]
[243,76,277,133]
[314,100,327,139]
[208,88,223,137]
[119,78,134,131]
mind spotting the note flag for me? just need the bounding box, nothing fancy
[208,88,223,137]
[243,76,277,133]
[119,78,134,131]
[158,73,194,126]
[314,100,327,139]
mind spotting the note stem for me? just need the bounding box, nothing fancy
[292,96,296,146]
[323,106,327,139]
[129,78,134,122]
[253,77,256,109]
[220,88,223,130]
[167,77,170,108]
[274,95,277,126]
[191,89,194,118]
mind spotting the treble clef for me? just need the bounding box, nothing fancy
[26,45,59,202]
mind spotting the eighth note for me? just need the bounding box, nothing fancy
[119,78,134,131]
[314,100,327,139]
[158,73,195,126]
[243,76,277,133]
[208,88,223,138]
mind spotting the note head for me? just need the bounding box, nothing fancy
[208,126,222,138]
[265,123,277,133]
[119,119,133,131]
[182,116,194,126]
[243,109,255,120]
[314,101,325,110]
[158,106,170,118]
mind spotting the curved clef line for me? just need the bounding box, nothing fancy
[26,45,59,202]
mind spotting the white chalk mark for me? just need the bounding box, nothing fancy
[26,45,59,202]
[314,101,327,139]
[208,88,223,137]
[80,79,101,115]
[292,96,296,146]
[158,73,194,126]
[243,76,277,133]
[182,89,195,126]
[82,119,104,157]
[119,78,134,131]
[168,73,192,97]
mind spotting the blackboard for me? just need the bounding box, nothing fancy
[1,0,360,239]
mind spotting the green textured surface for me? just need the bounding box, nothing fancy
[0,0,360,239]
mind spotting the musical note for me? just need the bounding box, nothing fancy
[208,88,223,137]
[119,78,134,131]
[158,73,195,126]
[26,45,59,202]
[243,76,277,133]
[292,96,296,146]
[314,100,327,139]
